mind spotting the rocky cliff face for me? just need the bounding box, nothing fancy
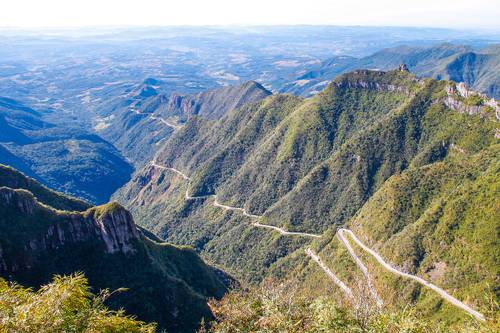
[334,79,410,93]
[0,187,37,215]
[157,81,272,121]
[165,93,199,119]
[332,69,416,94]
[88,204,140,254]
[444,81,500,120]
[0,187,141,275]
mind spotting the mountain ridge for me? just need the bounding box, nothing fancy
[281,43,500,99]
[99,81,272,165]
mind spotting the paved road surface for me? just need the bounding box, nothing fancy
[339,228,485,321]
[150,162,320,239]
[132,109,182,130]
[305,248,353,299]
[337,229,383,307]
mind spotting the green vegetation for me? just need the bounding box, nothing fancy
[286,43,500,100]
[464,94,484,106]
[0,96,133,204]
[347,145,499,318]
[294,144,500,327]
[100,81,271,166]
[0,164,90,211]
[0,274,155,333]
[116,69,499,325]
[203,281,496,333]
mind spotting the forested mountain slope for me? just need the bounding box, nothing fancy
[99,81,271,165]
[0,165,230,332]
[274,144,499,327]
[0,164,90,211]
[114,68,498,324]
[0,97,133,203]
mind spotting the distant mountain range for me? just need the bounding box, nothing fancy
[0,97,133,203]
[0,164,230,332]
[281,43,500,99]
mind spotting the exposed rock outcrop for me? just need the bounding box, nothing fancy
[399,63,409,72]
[88,203,140,254]
[0,187,37,215]
[0,187,141,275]
[159,81,272,121]
[445,82,500,120]
[0,167,231,333]
[100,81,272,166]
[332,70,415,94]
[334,79,409,93]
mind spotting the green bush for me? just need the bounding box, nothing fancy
[464,95,484,106]
[203,281,497,333]
[0,273,156,333]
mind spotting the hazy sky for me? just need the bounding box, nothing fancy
[1,0,499,29]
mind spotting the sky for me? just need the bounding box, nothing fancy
[1,0,499,29]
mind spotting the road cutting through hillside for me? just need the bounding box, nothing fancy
[252,222,322,238]
[305,248,354,299]
[337,229,383,307]
[132,109,182,130]
[149,161,486,321]
[338,228,486,322]
[150,161,321,239]
[151,161,190,180]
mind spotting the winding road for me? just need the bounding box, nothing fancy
[253,222,321,238]
[148,161,486,322]
[338,229,485,321]
[132,109,182,130]
[151,162,190,180]
[150,161,321,239]
[337,229,383,307]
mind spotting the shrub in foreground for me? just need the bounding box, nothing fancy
[0,273,156,333]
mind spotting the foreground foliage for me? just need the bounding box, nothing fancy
[0,274,156,333]
[204,281,497,333]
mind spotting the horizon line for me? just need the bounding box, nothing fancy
[1,24,499,33]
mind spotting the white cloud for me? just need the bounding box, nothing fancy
[0,0,499,29]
